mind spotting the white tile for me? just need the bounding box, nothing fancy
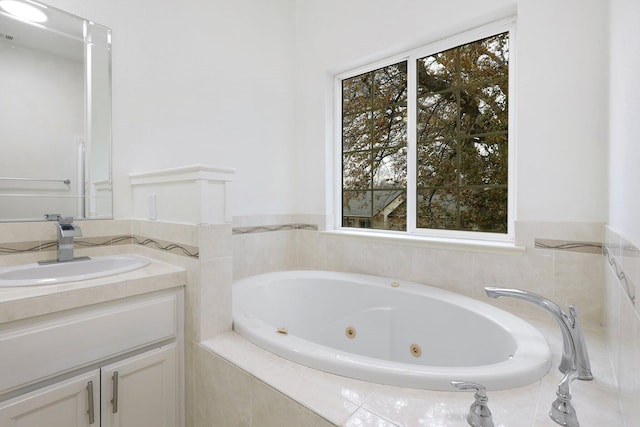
[251,377,336,427]
[407,246,474,296]
[471,250,554,302]
[203,333,362,425]
[202,333,281,375]
[617,293,640,426]
[342,408,400,427]
[232,231,298,279]
[296,230,330,271]
[362,386,469,427]
[255,356,361,425]
[193,345,252,426]
[554,251,604,324]
[199,257,233,338]
[198,223,233,260]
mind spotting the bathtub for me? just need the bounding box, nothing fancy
[232,270,551,391]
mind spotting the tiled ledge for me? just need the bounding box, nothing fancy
[201,309,621,426]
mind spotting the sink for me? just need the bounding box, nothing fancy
[0,255,152,287]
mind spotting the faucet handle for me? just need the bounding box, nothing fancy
[58,216,75,225]
[452,381,486,394]
[451,381,494,427]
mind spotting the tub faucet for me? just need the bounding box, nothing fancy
[484,287,592,381]
[55,216,82,262]
[451,381,494,427]
[549,369,580,427]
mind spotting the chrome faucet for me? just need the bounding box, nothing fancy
[55,216,82,262]
[549,369,580,427]
[485,287,590,427]
[484,287,592,380]
[451,381,494,427]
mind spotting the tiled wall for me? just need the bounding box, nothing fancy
[192,342,334,427]
[233,217,605,323]
[0,220,199,263]
[604,226,640,426]
[5,217,633,425]
[226,216,625,425]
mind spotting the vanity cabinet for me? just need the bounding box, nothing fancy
[101,344,177,427]
[0,370,100,427]
[0,289,184,427]
[0,344,177,426]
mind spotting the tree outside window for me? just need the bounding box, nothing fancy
[341,32,509,235]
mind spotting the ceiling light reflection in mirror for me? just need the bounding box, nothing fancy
[0,0,47,23]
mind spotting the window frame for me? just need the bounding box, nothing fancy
[333,18,517,244]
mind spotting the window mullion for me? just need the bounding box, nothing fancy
[368,71,375,223]
[455,47,462,230]
[406,56,417,234]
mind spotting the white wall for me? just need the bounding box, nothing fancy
[45,0,297,220]
[39,0,611,226]
[609,0,640,248]
[293,0,609,224]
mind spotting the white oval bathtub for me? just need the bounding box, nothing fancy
[232,270,551,391]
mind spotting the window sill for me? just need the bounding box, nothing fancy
[320,230,526,256]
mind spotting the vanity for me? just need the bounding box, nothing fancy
[0,256,186,427]
[1,1,186,423]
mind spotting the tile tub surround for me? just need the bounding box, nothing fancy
[200,306,621,426]
[605,227,640,427]
[226,219,625,424]
[233,219,606,324]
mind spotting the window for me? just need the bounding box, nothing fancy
[342,61,408,231]
[339,26,512,240]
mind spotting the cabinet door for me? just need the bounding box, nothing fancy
[0,370,100,427]
[101,344,177,427]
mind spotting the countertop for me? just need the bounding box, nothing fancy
[0,256,186,324]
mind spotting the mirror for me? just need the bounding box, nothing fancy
[0,0,112,221]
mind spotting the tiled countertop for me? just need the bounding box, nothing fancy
[203,305,623,426]
[0,255,185,324]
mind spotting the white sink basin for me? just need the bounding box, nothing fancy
[0,255,151,287]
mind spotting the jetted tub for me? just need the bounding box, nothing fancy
[232,270,552,391]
